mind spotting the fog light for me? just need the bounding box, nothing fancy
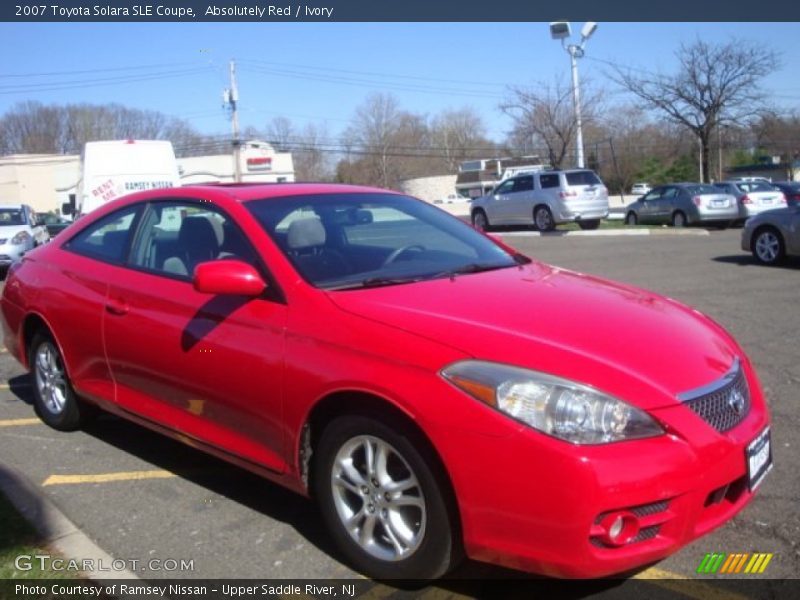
[598,511,640,546]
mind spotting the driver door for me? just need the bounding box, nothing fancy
[484,179,516,225]
[102,198,289,473]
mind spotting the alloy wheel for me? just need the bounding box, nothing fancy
[330,435,426,562]
[34,342,68,415]
[755,231,781,263]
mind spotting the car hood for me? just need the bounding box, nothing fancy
[328,262,741,410]
[0,225,30,240]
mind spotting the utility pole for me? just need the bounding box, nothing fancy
[568,45,585,169]
[224,59,242,183]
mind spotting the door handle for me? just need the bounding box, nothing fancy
[105,298,129,316]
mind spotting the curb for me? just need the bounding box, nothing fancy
[0,462,139,580]
[496,228,711,237]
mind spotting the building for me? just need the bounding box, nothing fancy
[0,154,81,213]
[398,174,458,204]
[178,141,295,185]
[455,156,547,199]
[0,140,294,214]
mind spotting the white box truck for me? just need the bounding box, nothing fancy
[70,140,180,217]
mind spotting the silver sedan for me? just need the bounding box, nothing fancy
[741,205,800,265]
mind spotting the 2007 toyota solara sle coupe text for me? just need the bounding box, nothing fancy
[1,184,772,579]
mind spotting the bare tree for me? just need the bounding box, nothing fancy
[612,39,779,182]
[501,78,601,169]
[293,122,334,181]
[430,108,493,172]
[265,116,294,152]
[342,93,404,188]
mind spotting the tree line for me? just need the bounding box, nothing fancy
[1,38,798,192]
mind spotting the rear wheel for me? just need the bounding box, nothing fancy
[625,212,638,226]
[314,415,459,580]
[752,227,785,265]
[534,206,555,232]
[471,209,490,232]
[671,211,687,228]
[578,219,601,230]
[29,331,86,431]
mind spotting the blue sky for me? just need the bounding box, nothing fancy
[2,22,799,142]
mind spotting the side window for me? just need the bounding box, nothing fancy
[494,180,515,195]
[129,201,256,279]
[512,176,534,193]
[64,206,140,264]
[660,188,678,199]
[642,189,662,202]
[539,174,560,189]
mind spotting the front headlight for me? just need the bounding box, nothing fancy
[10,231,31,245]
[441,360,663,444]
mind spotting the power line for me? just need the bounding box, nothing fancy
[0,61,199,79]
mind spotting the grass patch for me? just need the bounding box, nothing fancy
[0,492,74,579]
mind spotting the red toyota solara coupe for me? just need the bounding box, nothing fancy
[1,184,772,579]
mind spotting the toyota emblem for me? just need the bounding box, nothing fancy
[728,388,745,415]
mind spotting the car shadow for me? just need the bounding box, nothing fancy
[8,374,34,406]
[72,413,637,597]
[713,255,800,269]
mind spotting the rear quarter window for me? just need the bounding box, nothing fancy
[565,171,602,186]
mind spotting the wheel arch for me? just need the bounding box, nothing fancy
[300,389,463,537]
[21,312,66,372]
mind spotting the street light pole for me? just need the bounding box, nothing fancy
[550,22,597,170]
[568,44,585,169]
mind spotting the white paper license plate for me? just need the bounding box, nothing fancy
[746,426,773,491]
[713,199,728,207]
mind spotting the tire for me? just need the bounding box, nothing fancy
[314,415,459,580]
[471,209,490,232]
[752,227,785,265]
[534,206,555,232]
[671,211,687,228]
[578,219,601,231]
[625,212,638,226]
[29,331,86,431]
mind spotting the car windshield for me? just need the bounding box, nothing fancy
[565,171,602,186]
[686,185,719,195]
[246,193,523,290]
[0,208,25,226]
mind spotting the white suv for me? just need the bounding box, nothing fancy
[471,169,609,232]
[0,204,50,270]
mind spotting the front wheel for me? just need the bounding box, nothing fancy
[752,227,785,265]
[29,331,87,431]
[314,415,459,580]
[625,212,638,226]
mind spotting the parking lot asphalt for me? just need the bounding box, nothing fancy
[0,228,797,597]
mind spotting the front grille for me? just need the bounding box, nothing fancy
[680,360,751,433]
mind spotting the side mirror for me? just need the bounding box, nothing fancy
[61,202,74,216]
[354,209,373,224]
[193,260,266,296]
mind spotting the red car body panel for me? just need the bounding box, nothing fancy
[0,184,770,578]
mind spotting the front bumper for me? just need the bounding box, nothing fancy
[0,243,27,266]
[428,369,770,578]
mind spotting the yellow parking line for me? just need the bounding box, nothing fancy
[42,470,176,486]
[0,382,31,390]
[0,418,41,427]
[635,567,751,600]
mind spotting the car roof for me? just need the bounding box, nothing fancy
[177,182,401,203]
[0,203,25,208]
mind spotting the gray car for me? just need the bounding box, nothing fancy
[624,183,738,228]
[713,181,787,222]
[470,169,609,232]
[741,205,800,265]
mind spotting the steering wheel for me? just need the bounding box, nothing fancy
[381,244,426,267]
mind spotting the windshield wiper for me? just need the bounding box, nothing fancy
[327,275,426,291]
[436,262,517,279]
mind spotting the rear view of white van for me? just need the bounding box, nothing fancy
[77,140,180,216]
